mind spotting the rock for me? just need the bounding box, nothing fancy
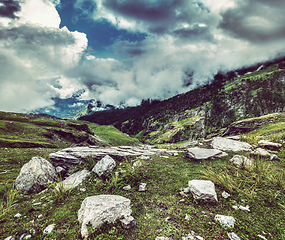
[78,195,132,238]
[185,214,191,220]
[182,231,203,240]
[168,151,179,156]
[43,224,55,234]
[123,185,131,191]
[186,148,226,160]
[14,213,21,218]
[155,237,169,240]
[19,234,31,239]
[211,137,252,152]
[92,155,116,177]
[257,235,268,240]
[252,148,270,156]
[140,155,150,160]
[227,232,241,240]
[55,169,91,191]
[257,140,282,150]
[178,141,199,149]
[188,180,218,203]
[184,187,190,193]
[49,146,176,173]
[222,191,230,199]
[139,183,147,192]
[132,160,142,168]
[38,214,43,219]
[55,166,66,177]
[225,135,241,140]
[120,216,136,229]
[270,154,280,161]
[214,214,235,228]
[233,205,250,212]
[15,157,58,194]
[4,236,15,240]
[230,155,253,168]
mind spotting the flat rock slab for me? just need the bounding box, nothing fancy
[49,146,177,172]
[215,214,235,228]
[186,148,227,160]
[78,195,132,238]
[15,157,57,194]
[188,180,218,203]
[211,137,252,152]
[55,169,91,191]
[257,140,282,150]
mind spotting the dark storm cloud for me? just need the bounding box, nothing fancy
[0,0,21,19]
[173,24,213,41]
[219,0,285,42]
[110,41,146,57]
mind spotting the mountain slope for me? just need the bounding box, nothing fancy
[80,58,285,143]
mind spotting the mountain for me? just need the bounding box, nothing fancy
[80,57,285,144]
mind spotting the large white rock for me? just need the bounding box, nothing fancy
[92,155,116,177]
[15,157,57,194]
[78,195,132,238]
[215,214,235,228]
[188,180,218,203]
[55,169,90,191]
[211,137,252,152]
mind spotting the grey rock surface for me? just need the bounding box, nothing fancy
[92,155,116,177]
[257,140,282,150]
[211,137,252,151]
[78,195,132,238]
[230,155,253,168]
[270,154,280,161]
[178,141,199,149]
[120,216,136,229]
[188,180,218,203]
[15,157,57,194]
[186,148,226,160]
[49,146,177,172]
[251,148,270,156]
[139,183,147,192]
[155,237,170,240]
[215,214,235,228]
[43,224,55,234]
[55,169,90,191]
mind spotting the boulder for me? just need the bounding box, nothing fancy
[15,157,57,194]
[214,214,235,228]
[55,169,90,191]
[49,146,177,173]
[211,137,252,152]
[188,180,218,203]
[186,148,227,160]
[257,140,282,150]
[78,195,132,238]
[270,154,280,161]
[251,148,270,156]
[92,155,116,177]
[230,155,253,169]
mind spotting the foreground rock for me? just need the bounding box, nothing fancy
[49,146,177,173]
[186,148,227,160]
[257,140,282,150]
[251,148,270,156]
[92,155,116,177]
[55,169,90,191]
[215,214,235,228]
[188,180,218,203]
[15,157,57,194]
[230,155,253,169]
[211,137,252,152]
[78,195,133,238]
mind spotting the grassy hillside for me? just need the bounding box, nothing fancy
[80,58,285,144]
[0,113,285,239]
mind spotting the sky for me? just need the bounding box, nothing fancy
[1,0,285,114]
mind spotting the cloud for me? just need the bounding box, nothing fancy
[0,0,21,19]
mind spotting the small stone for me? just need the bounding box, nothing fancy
[179,199,185,203]
[196,236,204,240]
[29,228,36,235]
[139,183,147,192]
[257,235,268,240]
[227,232,241,240]
[165,217,171,221]
[239,205,250,212]
[180,191,187,197]
[79,188,86,192]
[120,216,136,229]
[123,185,131,191]
[214,214,235,228]
[140,155,150,160]
[185,214,191,220]
[14,213,21,218]
[4,236,15,240]
[155,237,169,240]
[32,202,42,206]
[133,161,142,168]
[184,187,190,193]
[222,191,230,198]
[19,234,31,240]
[43,224,55,234]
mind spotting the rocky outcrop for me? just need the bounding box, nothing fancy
[211,137,252,152]
[214,214,235,228]
[92,155,116,177]
[15,157,57,194]
[78,195,133,238]
[49,146,177,173]
[186,148,227,160]
[188,180,218,203]
[230,155,253,169]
